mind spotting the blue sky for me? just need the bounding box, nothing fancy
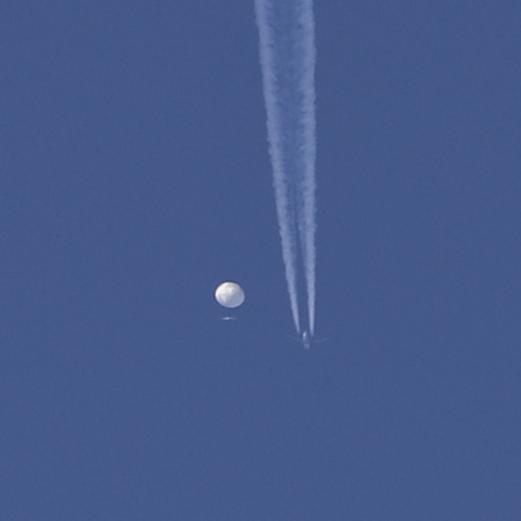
[2,1,520,519]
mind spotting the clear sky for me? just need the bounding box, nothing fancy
[2,1,520,519]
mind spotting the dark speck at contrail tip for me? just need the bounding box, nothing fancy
[255,0,317,336]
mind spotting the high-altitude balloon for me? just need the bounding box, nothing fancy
[214,281,245,309]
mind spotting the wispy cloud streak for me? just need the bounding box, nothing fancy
[255,0,317,335]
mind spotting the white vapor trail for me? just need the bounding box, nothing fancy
[255,0,317,336]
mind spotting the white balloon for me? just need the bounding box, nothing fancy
[214,281,245,309]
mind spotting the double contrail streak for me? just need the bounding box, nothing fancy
[255,0,317,336]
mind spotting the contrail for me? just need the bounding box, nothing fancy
[255,0,317,336]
